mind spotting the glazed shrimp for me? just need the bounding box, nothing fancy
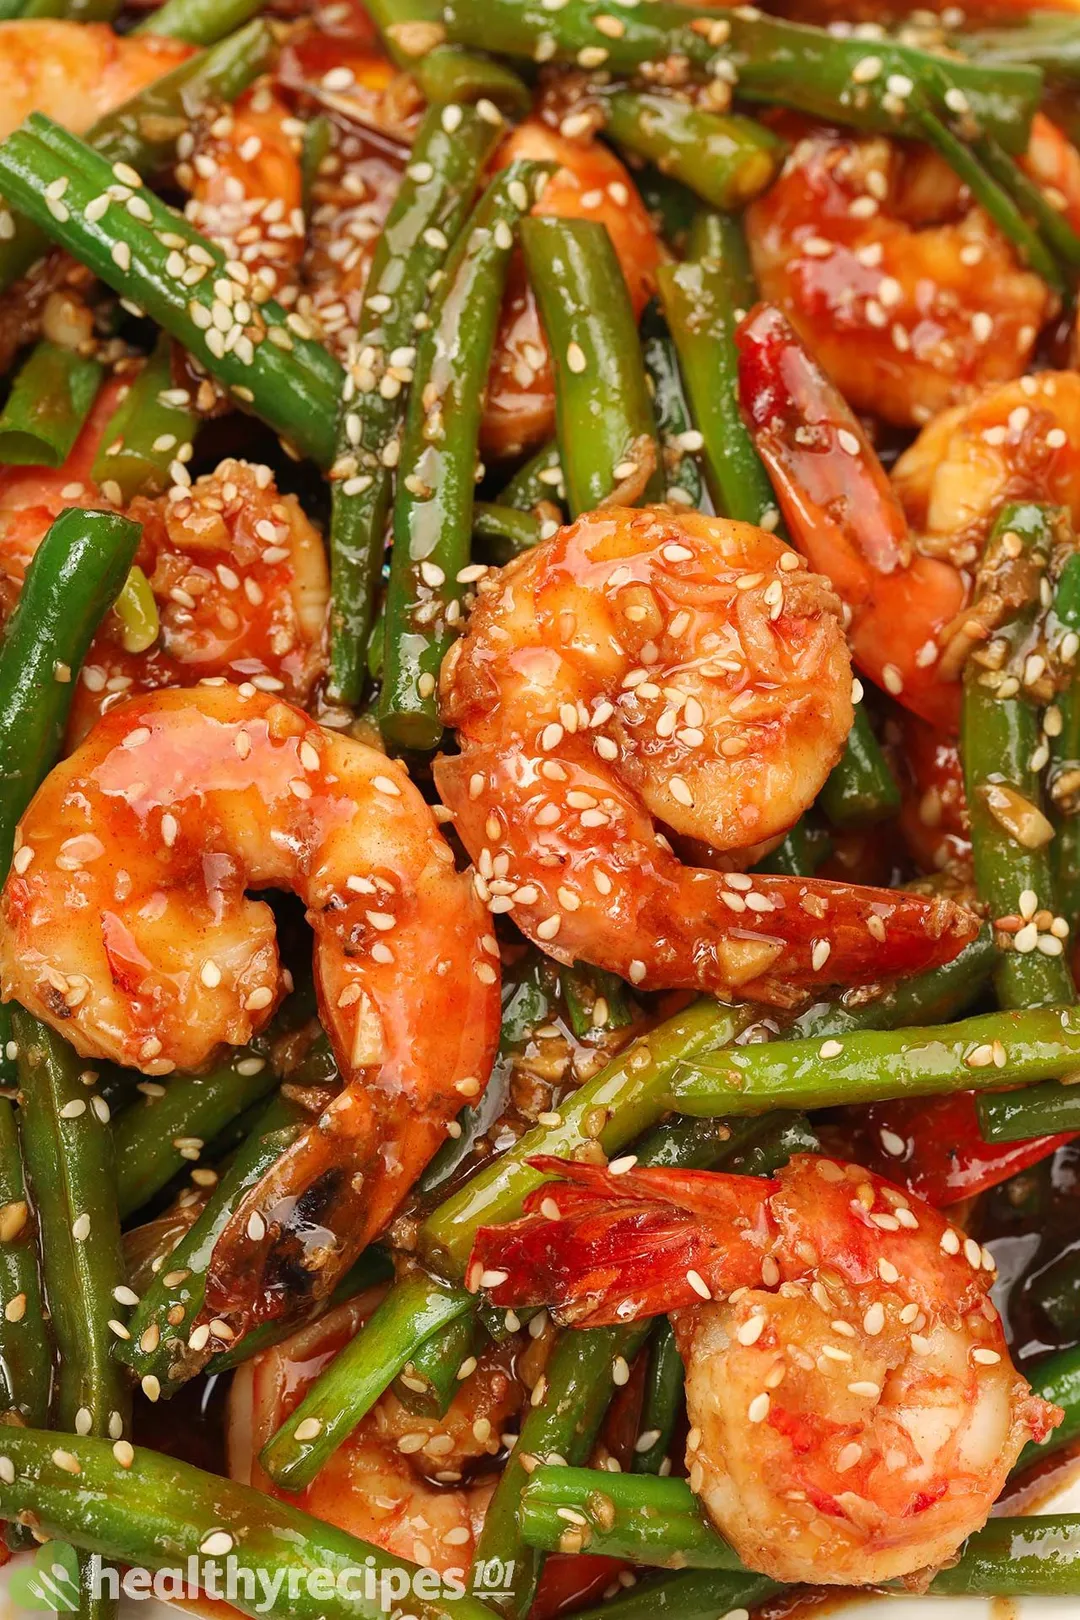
[481,121,662,461]
[0,20,193,143]
[230,1290,523,1572]
[0,685,500,1326]
[470,1153,1062,1585]
[745,118,1056,428]
[436,505,978,1006]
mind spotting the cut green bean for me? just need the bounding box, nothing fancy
[523,215,660,518]
[0,341,102,468]
[21,0,120,18]
[260,1272,473,1489]
[0,115,342,466]
[15,1012,129,1620]
[497,439,565,515]
[976,1077,1080,1141]
[1017,1342,1080,1468]
[819,705,902,827]
[640,300,702,512]
[631,1320,683,1475]
[975,133,1080,277]
[91,339,197,503]
[962,503,1075,1008]
[574,1569,781,1620]
[113,1052,280,1221]
[473,501,545,564]
[0,1430,499,1620]
[329,104,501,707]
[962,14,1080,83]
[379,160,546,749]
[363,0,531,112]
[134,0,265,43]
[0,22,275,297]
[1050,550,1080,932]
[604,91,783,212]
[560,963,634,1039]
[672,1005,1080,1116]
[392,1308,481,1418]
[439,0,1042,150]
[0,1096,48,1427]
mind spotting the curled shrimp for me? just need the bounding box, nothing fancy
[0,20,193,142]
[744,117,1059,428]
[230,1288,524,1572]
[0,685,500,1326]
[436,505,978,1006]
[481,121,662,462]
[470,1153,1062,1585]
[0,387,329,736]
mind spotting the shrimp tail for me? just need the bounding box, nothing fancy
[736,303,968,732]
[468,1155,775,1326]
[437,744,980,1005]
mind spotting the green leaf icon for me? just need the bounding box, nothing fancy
[9,1541,80,1612]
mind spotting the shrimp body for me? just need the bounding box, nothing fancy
[437,506,978,1004]
[745,120,1053,429]
[0,21,193,142]
[482,122,662,461]
[0,685,500,1326]
[470,1154,1061,1585]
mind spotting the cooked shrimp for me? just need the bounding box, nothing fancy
[230,1289,523,1572]
[481,122,662,461]
[0,20,193,142]
[745,118,1055,428]
[470,1153,1062,1585]
[436,505,979,1006]
[0,387,329,733]
[0,684,500,1327]
[181,86,306,304]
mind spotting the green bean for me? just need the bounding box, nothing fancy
[0,1097,48,1427]
[0,341,102,468]
[0,115,342,467]
[1017,1342,1080,1468]
[519,1466,1080,1594]
[14,1012,129,1620]
[21,0,119,19]
[301,115,333,217]
[961,503,1075,1008]
[912,103,1066,296]
[439,0,1042,150]
[560,964,634,1039]
[260,1273,473,1489]
[961,14,1080,84]
[639,300,702,512]
[328,104,501,707]
[114,1092,310,1397]
[379,160,547,749]
[473,501,545,565]
[473,1323,651,1618]
[363,0,531,113]
[631,1320,683,1475]
[573,1569,781,1620]
[1026,1245,1080,1336]
[496,439,565,514]
[975,133,1080,278]
[637,168,697,253]
[0,1430,499,1620]
[113,1051,280,1221]
[392,1309,481,1417]
[819,705,902,827]
[751,818,825,877]
[134,0,265,43]
[976,1077,1080,1141]
[1049,550,1080,932]
[604,91,783,212]
[672,1005,1080,1116]
[523,216,660,518]
[91,338,197,503]
[0,22,275,297]
[784,926,996,1038]
[111,566,159,654]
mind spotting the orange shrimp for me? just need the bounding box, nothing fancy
[436,504,979,1006]
[744,117,1056,429]
[481,122,662,461]
[470,1153,1062,1585]
[0,685,500,1328]
[737,302,970,731]
[0,20,192,143]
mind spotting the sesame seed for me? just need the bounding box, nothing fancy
[566,342,587,374]
[201,1532,234,1557]
[747,1393,770,1423]
[52,1449,81,1474]
[847,1381,881,1399]
[972,1347,1001,1365]
[686,1269,711,1300]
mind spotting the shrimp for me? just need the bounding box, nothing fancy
[744,117,1056,428]
[180,85,306,305]
[230,1289,524,1573]
[435,505,979,1006]
[481,121,662,462]
[0,384,330,734]
[0,20,193,143]
[469,1153,1062,1585]
[0,685,500,1328]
